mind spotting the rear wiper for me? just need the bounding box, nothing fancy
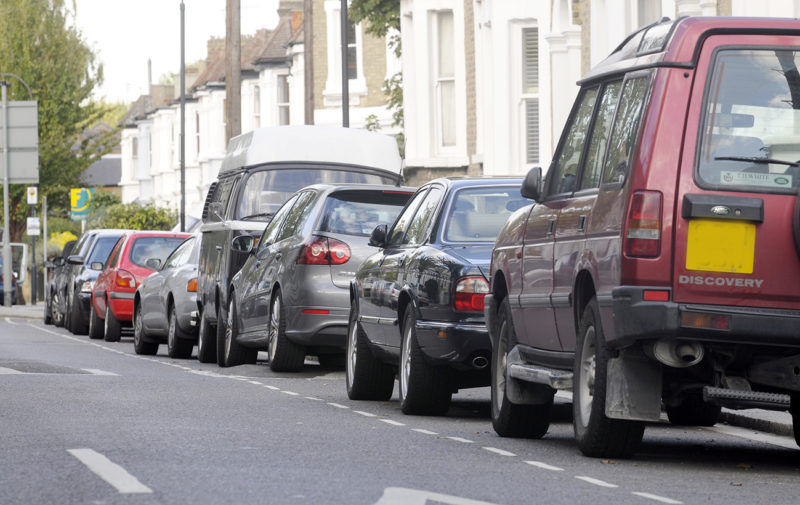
[240,212,274,221]
[714,156,800,167]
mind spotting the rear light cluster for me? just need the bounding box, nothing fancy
[115,269,137,290]
[187,278,198,293]
[297,236,351,265]
[625,190,662,258]
[681,311,730,331]
[453,276,489,313]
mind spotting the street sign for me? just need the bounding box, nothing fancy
[26,186,37,205]
[0,100,39,184]
[70,188,94,221]
[26,216,40,236]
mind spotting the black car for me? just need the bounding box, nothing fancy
[346,177,529,415]
[62,229,127,335]
[44,239,77,326]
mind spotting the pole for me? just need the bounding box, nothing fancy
[225,0,242,144]
[340,0,349,127]
[1,82,12,307]
[42,195,47,303]
[180,1,186,232]
[304,0,314,125]
[30,206,36,305]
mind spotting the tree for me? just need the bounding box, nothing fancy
[0,0,116,241]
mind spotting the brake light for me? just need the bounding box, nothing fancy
[115,269,136,289]
[187,278,198,292]
[297,236,351,265]
[454,276,489,312]
[625,190,662,258]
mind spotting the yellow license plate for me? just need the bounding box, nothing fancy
[685,219,755,274]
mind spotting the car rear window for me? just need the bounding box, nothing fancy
[87,237,120,266]
[318,190,412,237]
[236,168,399,222]
[128,237,188,268]
[697,48,800,193]
[445,186,531,242]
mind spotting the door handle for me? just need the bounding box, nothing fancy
[578,215,587,232]
[547,219,556,235]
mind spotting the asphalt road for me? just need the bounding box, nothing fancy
[1,316,799,505]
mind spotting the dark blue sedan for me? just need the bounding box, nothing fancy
[346,177,530,416]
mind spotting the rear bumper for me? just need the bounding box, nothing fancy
[108,292,134,321]
[285,306,350,349]
[611,286,800,348]
[414,319,491,369]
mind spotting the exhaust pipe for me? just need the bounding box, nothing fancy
[647,339,704,368]
[472,355,489,370]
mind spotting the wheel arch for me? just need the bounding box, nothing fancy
[573,269,597,331]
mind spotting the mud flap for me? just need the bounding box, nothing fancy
[605,348,662,421]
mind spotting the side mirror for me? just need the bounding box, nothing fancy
[54,257,66,267]
[44,260,55,268]
[521,166,543,202]
[231,235,255,253]
[368,224,388,248]
[90,261,104,271]
[145,258,162,270]
[67,254,84,265]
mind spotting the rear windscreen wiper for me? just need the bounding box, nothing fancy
[239,212,274,221]
[715,156,800,167]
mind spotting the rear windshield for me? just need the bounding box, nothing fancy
[236,168,398,221]
[87,237,120,266]
[128,237,188,268]
[698,48,800,193]
[445,186,531,242]
[318,190,412,237]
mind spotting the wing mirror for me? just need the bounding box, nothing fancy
[521,166,543,202]
[90,261,104,271]
[67,254,84,265]
[231,235,255,253]
[368,224,388,248]
[145,258,162,270]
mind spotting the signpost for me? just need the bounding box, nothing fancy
[70,187,93,233]
[26,186,38,304]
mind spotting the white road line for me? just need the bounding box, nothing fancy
[281,390,299,396]
[264,385,280,390]
[304,396,322,401]
[83,369,119,376]
[380,419,406,426]
[632,492,683,504]
[482,447,516,457]
[446,437,474,444]
[4,317,18,325]
[705,424,798,450]
[67,449,152,494]
[328,402,349,409]
[575,476,618,488]
[354,410,377,417]
[0,366,23,374]
[524,461,564,471]
[411,429,438,435]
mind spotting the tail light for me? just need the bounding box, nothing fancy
[625,190,662,258]
[454,276,489,312]
[115,269,137,289]
[297,236,351,265]
[187,278,198,292]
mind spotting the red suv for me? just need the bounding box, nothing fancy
[90,231,191,342]
[487,17,800,458]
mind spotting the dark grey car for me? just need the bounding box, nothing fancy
[133,234,201,359]
[221,184,414,371]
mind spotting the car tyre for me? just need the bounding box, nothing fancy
[218,297,257,367]
[44,293,53,325]
[791,395,800,448]
[573,297,644,458]
[196,310,217,363]
[88,301,104,340]
[70,290,88,335]
[666,391,721,426]
[52,293,65,328]
[133,303,158,355]
[103,301,122,342]
[346,304,394,401]
[267,290,305,372]
[399,308,452,416]
[491,296,552,438]
[167,304,193,359]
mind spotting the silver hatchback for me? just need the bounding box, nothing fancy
[222,184,414,370]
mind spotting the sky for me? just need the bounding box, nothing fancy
[73,0,280,104]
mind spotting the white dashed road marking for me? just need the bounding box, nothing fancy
[631,492,683,504]
[575,476,618,488]
[68,448,152,494]
[281,390,299,396]
[524,461,564,471]
[328,402,349,409]
[83,369,119,376]
[446,437,474,444]
[380,419,405,426]
[482,447,515,457]
[354,410,377,417]
[411,429,438,435]
[0,366,23,374]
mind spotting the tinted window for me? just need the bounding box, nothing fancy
[445,186,531,242]
[107,237,125,268]
[259,194,300,249]
[697,49,800,193]
[581,81,622,190]
[276,191,318,242]
[387,189,429,246]
[210,178,235,220]
[602,75,650,185]
[319,190,411,237]
[236,168,398,221]
[164,237,195,269]
[549,87,599,195]
[128,237,188,268]
[87,237,120,266]
[405,186,444,245]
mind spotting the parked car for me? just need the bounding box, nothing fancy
[90,231,191,342]
[44,240,77,325]
[63,229,128,335]
[346,177,529,416]
[133,234,201,358]
[0,256,17,305]
[486,16,800,459]
[223,184,414,370]
[198,125,404,365]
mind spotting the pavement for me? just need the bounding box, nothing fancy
[0,302,794,443]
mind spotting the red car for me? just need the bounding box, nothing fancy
[90,231,191,342]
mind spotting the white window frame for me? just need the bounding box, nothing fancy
[512,22,540,171]
[254,84,261,128]
[276,73,290,125]
[323,0,367,106]
[431,9,457,152]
